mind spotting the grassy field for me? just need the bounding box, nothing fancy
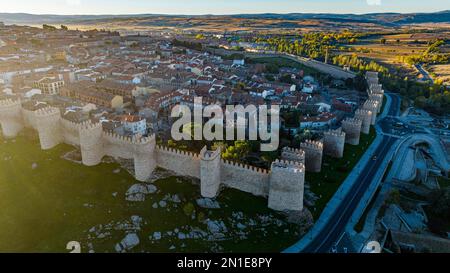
[429,64,450,85]
[0,130,301,253]
[306,126,377,220]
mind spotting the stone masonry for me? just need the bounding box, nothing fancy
[323,128,346,158]
[354,109,372,134]
[342,118,362,145]
[300,140,323,173]
[268,160,305,211]
[281,146,305,164]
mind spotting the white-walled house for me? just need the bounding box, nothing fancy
[121,115,147,135]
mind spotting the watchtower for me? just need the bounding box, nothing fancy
[354,109,372,134]
[363,100,379,125]
[34,107,62,150]
[300,140,323,173]
[281,146,305,165]
[79,121,104,166]
[0,98,23,138]
[323,128,346,158]
[268,160,305,211]
[342,118,362,145]
[200,146,222,198]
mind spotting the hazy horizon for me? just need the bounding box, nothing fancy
[1,0,449,16]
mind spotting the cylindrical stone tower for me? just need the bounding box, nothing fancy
[300,140,323,173]
[342,118,362,145]
[369,93,384,113]
[80,121,104,166]
[363,100,379,125]
[268,160,305,211]
[34,107,62,150]
[133,134,156,182]
[0,98,23,138]
[354,109,372,134]
[323,128,346,158]
[200,146,222,198]
[281,147,305,165]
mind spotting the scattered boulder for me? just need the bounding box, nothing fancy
[115,233,139,252]
[206,219,228,234]
[125,183,158,202]
[151,232,162,240]
[196,198,220,209]
[158,200,167,208]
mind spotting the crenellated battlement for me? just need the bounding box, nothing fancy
[34,106,60,118]
[60,117,85,130]
[300,139,323,173]
[200,146,221,160]
[281,146,305,164]
[354,108,372,134]
[368,83,383,95]
[355,108,372,117]
[323,128,345,158]
[342,117,362,128]
[102,130,155,145]
[156,145,200,159]
[324,128,345,138]
[271,159,305,173]
[281,146,305,155]
[300,139,323,151]
[0,98,21,108]
[221,159,270,174]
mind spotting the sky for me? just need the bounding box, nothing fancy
[0,0,449,15]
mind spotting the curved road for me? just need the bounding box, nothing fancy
[302,93,401,253]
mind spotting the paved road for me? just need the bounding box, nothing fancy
[302,93,401,253]
[415,64,433,83]
[302,136,397,252]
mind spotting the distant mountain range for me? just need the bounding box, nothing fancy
[0,10,449,26]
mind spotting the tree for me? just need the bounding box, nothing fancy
[43,24,57,31]
[380,38,387,45]
[222,141,251,161]
[61,25,69,31]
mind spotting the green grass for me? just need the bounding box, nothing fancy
[0,130,301,253]
[306,126,377,220]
